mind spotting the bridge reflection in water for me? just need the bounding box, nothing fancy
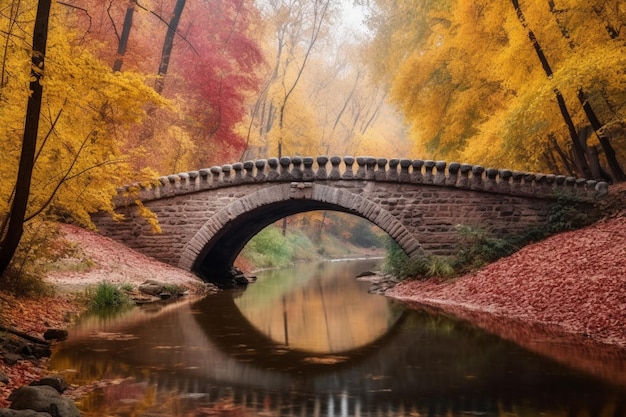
[50,260,626,416]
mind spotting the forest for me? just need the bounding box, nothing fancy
[1,0,625,282]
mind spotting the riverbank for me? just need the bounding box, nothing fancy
[386,183,626,350]
[0,224,208,407]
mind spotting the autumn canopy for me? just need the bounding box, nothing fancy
[1,0,625,278]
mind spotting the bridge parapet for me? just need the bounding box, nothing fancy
[115,156,608,207]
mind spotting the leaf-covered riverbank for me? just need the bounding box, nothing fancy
[387,184,626,348]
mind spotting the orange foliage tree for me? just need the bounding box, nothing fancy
[365,0,626,181]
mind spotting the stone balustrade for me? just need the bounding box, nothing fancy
[114,156,608,207]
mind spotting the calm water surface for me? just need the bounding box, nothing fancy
[50,259,626,416]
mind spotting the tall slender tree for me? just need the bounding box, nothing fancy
[0,0,52,276]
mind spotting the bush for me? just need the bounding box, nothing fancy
[87,282,131,310]
[162,283,186,296]
[454,225,517,269]
[548,193,592,232]
[383,237,455,279]
[241,227,292,268]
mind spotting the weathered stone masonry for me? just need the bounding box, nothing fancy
[91,156,608,282]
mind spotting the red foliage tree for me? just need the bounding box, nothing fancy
[169,0,264,164]
[60,0,265,168]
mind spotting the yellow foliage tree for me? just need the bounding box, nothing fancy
[0,0,166,279]
[366,0,626,180]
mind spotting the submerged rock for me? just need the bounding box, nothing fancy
[7,385,79,417]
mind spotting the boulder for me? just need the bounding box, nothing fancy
[2,353,22,365]
[138,280,165,296]
[30,376,69,394]
[0,370,8,384]
[0,410,52,416]
[8,385,80,417]
[43,330,68,342]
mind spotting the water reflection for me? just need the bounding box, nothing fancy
[49,260,626,416]
[233,260,401,353]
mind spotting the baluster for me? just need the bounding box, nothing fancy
[434,161,447,185]
[210,166,222,186]
[388,158,400,181]
[316,156,329,179]
[457,164,472,188]
[254,159,267,181]
[243,161,255,182]
[342,156,354,179]
[399,159,412,182]
[423,160,435,184]
[356,157,368,179]
[232,163,244,183]
[498,169,512,193]
[221,164,233,184]
[366,157,376,180]
[267,158,279,181]
[303,157,315,180]
[484,168,498,191]
[279,157,292,180]
[447,162,460,186]
[375,158,388,181]
[291,156,303,180]
[470,165,485,190]
[410,160,424,183]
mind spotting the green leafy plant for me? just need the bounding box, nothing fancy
[162,284,186,297]
[383,237,455,279]
[87,282,131,310]
[548,193,592,233]
[454,225,517,269]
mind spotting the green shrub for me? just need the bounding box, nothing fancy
[548,193,591,232]
[87,282,131,310]
[382,237,455,279]
[454,225,517,269]
[162,283,186,296]
[241,227,292,267]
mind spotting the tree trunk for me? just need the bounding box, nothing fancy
[576,87,625,182]
[553,88,592,178]
[154,0,186,94]
[511,0,592,178]
[0,0,51,276]
[112,0,137,72]
[548,134,575,175]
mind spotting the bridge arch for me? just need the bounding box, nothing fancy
[180,183,424,283]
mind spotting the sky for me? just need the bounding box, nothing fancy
[337,1,371,39]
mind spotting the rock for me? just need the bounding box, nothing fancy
[29,345,52,360]
[43,329,68,342]
[232,275,249,286]
[0,410,52,416]
[2,353,22,365]
[138,280,165,296]
[8,385,80,417]
[30,376,69,394]
[0,370,8,384]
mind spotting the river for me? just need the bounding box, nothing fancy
[50,259,626,416]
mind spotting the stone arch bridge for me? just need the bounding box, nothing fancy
[92,156,607,286]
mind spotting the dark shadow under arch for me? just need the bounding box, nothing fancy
[179,184,424,286]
